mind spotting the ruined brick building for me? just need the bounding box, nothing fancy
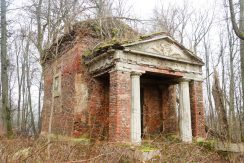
[41,19,206,144]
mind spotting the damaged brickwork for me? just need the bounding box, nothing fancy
[141,84,178,136]
[189,81,206,138]
[41,34,110,139]
[41,19,206,143]
[109,70,131,142]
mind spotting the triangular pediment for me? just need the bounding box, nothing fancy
[123,36,204,65]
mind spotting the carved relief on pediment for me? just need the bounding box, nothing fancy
[127,39,201,64]
[151,42,182,58]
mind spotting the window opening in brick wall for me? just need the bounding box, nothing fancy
[53,73,61,97]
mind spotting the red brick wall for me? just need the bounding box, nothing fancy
[143,85,162,135]
[189,81,206,138]
[73,77,109,140]
[41,34,204,141]
[142,84,177,136]
[42,48,76,135]
[86,78,109,139]
[42,57,67,135]
[109,70,131,142]
[41,63,54,134]
[41,36,109,139]
[162,85,178,134]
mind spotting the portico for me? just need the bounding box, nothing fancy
[84,34,206,144]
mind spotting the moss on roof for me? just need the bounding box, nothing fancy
[42,18,173,64]
[42,18,139,64]
[82,38,130,61]
[82,31,170,61]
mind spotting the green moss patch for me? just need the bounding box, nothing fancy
[196,138,216,150]
[137,143,159,152]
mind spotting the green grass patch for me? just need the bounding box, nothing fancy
[196,138,215,150]
[138,144,159,152]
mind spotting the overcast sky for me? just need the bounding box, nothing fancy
[12,0,217,18]
[9,0,222,59]
[9,0,222,60]
[128,0,216,19]
[7,0,225,114]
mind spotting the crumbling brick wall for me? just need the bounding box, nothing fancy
[162,85,178,134]
[109,70,131,142]
[41,35,109,139]
[86,78,109,139]
[142,84,178,137]
[41,31,204,141]
[189,81,206,138]
[143,85,161,135]
[41,49,75,135]
[41,62,55,134]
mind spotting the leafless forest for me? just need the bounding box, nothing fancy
[1,0,244,162]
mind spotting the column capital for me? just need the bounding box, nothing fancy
[109,68,131,74]
[178,78,191,83]
[131,71,143,76]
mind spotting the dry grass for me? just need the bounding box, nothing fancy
[0,135,243,163]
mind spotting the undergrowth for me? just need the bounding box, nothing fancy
[0,135,242,162]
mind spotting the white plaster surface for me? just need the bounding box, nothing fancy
[131,73,142,144]
[179,81,192,143]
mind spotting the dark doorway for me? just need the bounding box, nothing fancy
[140,88,144,137]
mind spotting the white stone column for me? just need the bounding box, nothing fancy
[131,72,141,144]
[179,81,192,143]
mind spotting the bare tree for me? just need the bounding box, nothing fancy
[25,31,37,137]
[212,70,229,140]
[228,0,244,113]
[203,34,215,128]
[227,17,238,138]
[14,39,23,131]
[152,3,186,37]
[228,0,244,39]
[1,0,13,137]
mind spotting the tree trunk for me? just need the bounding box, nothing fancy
[203,37,215,128]
[1,0,13,138]
[212,70,229,140]
[38,74,43,133]
[21,59,26,133]
[37,0,44,58]
[240,0,244,134]
[16,46,23,132]
[229,0,244,39]
[25,34,37,137]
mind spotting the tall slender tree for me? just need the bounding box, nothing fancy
[229,0,244,39]
[229,0,244,115]
[1,0,13,137]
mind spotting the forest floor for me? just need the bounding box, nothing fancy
[0,134,243,162]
